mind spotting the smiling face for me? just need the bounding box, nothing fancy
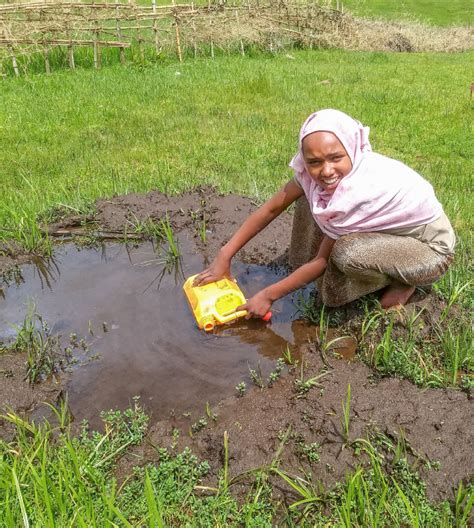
[302,131,353,193]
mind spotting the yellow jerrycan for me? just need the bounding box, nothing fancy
[183,274,271,332]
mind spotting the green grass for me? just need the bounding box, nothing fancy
[1,404,472,526]
[1,50,472,240]
[340,0,473,26]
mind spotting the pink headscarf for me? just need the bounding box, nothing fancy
[290,109,443,239]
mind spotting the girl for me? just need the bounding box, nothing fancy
[193,109,455,317]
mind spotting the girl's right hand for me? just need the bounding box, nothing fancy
[193,254,232,286]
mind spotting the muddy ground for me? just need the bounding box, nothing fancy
[1,188,472,503]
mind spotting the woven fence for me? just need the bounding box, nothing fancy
[0,0,346,75]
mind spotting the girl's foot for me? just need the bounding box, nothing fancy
[380,283,416,309]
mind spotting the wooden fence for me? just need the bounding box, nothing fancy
[0,0,345,76]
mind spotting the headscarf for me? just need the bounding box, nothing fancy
[290,109,443,239]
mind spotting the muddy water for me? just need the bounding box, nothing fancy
[1,235,320,425]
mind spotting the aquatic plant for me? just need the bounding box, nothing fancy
[2,304,62,384]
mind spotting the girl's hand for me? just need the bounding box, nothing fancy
[193,254,232,287]
[238,290,273,319]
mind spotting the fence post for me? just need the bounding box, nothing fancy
[174,14,183,62]
[8,45,19,77]
[152,0,160,53]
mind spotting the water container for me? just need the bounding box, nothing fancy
[183,274,270,332]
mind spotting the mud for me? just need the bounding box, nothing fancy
[120,345,473,502]
[1,188,472,502]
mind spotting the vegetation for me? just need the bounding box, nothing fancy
[340,0,472,26]
[0,304,65,384]
[0,3,472,523]
[1,403,472,526]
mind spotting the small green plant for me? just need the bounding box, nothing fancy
[267,358,285,386]
[281,344,294,365]
[341,383,351,443]
[235,381,247,397]
[126,212,164,243]
[220,430,229,494]
[205,401,217,422]
[294,363,329,396]
[158,214,180,261]
[248,363,264,388]
[373,316,396,369]
[3,304,63,384]
[191,417,207,434]
[295,438,321,464]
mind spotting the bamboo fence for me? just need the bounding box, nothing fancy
[0,0,346,76]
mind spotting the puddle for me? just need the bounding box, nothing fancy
[330,336,357,361]
[1,235,320,426]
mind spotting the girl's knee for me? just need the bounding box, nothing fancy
[331,234,367,273]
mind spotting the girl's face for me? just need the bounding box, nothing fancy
[302,131,353,193]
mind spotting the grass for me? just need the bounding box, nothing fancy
[1,404,472,527]
[357,301,473,389]
[0,303,64,384]
[341,383,351,443]
[1,51,472,258]
[340,0,472,26]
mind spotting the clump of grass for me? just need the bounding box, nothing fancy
[294,362,329,397]
[358,306,473,389]
[126,212,165,244]
[281,344,295,365]
[1,304,63,384]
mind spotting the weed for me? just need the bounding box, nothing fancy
[2,304,64,384]
[281,344,295,365]
[295,438,321,464]
[205,401,217,422]
[158,214,180,261]
[248,363,264,389]
[341,383,351,444]
[126,212,164,243]
[190,417,207,434]
[235,381,247,397]
[267,358,285,386]
[294,363,329,396]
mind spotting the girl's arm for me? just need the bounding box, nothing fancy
[239,235,336,318]
[193,179,304,286]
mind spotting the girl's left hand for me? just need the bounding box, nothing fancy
[238,290,273,319]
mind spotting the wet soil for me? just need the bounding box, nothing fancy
[1,188,472,502]
[133,348,473,502]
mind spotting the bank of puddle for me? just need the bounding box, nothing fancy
[0,234,355,426]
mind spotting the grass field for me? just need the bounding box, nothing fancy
[340,0,472,26]
[1,21,473,527]
[1,50,473,248]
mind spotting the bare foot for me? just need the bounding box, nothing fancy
[380,283,416,309]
